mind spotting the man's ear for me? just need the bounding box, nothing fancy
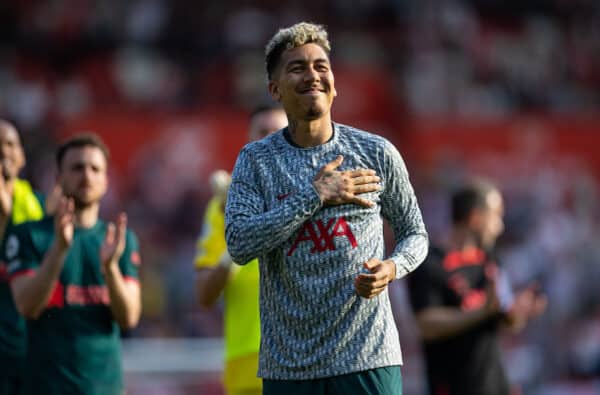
[268,80,281,102]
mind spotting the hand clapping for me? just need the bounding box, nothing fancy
[100,213,127,273]
[54,197,74,250]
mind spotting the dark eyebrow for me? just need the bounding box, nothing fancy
[286,60,306,69]
[286,57,330,68]
[70,161,86,169]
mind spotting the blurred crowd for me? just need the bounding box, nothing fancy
[1,1,599,394]
[1,0,599,126]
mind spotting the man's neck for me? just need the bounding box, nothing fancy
[447,226,480,251]
[73,204,99,229]
[287,116,333,148]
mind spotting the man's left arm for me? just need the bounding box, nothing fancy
[355,141,428,298]
[101,214,141,330]
[380,140,429,278]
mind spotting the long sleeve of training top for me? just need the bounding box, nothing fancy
[225,123,428,379]
[225,145,324,265]
[379,135,430,278]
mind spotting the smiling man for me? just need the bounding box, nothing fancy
[225,22,429,395]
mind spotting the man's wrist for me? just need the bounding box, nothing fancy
[50,240,70,256]
[102,261,120,278]
[312,181,325,203]
[385,259,396,283]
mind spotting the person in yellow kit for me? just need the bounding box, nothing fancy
[195,104,287,395]
[0,120,60,394]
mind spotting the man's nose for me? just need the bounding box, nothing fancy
[304,65,320,82]
[83,167,94,180]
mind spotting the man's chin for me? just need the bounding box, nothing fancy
[306,106,326,120]
[72,197,99,210]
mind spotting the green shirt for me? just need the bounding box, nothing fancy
[0,179,45,378]
[5,217,141,395]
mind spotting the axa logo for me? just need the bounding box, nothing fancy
[287,216,357,256]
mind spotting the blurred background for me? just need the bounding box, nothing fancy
[1,0,600,394]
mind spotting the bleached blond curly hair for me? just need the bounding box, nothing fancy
[265,22,331,80]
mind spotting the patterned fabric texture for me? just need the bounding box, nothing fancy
[226,123,428,380]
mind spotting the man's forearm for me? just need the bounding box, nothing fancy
[196,264,230,308]
[12,243,67,319]
[103,264,141,329]
[389,232,429,279]
[226,187,321,264]
[416,306,496,342]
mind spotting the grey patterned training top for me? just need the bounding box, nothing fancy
[225,122,428,380]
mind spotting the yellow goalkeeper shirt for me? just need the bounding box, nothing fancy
[195,197,261,390]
